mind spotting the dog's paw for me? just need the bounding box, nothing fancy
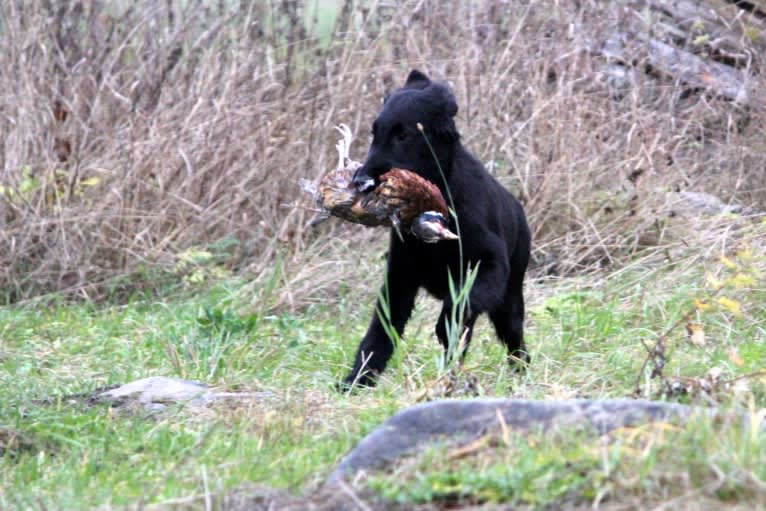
[336,371,378,393]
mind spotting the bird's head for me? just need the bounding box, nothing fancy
[410,211,459,243]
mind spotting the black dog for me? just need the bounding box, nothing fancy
[342,70,531,388]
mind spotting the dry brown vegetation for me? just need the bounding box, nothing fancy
[1,0,765,305]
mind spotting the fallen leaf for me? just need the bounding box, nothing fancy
[727,348,744,367]
[80,177,101,187]
[729,273,755,289]
[736,246,753,262]
[716,297,743,317]
[705,273,725,290]
[720,256,737,270]
[686,322,706,347]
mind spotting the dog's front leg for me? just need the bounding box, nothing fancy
[340,239,418,390]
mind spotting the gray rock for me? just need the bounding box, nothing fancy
[97,376,214,408]
[329,398,704,482]
[672,191,742,214]
[94,376,277,412]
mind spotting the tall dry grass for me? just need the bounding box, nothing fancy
[0,0,764,305]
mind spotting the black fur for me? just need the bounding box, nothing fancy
[342,70,531,388]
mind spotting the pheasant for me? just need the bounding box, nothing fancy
[301,125,458,243]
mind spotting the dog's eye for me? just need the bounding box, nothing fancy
[394,130,409,143]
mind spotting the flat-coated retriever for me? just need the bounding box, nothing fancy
[342,69,531,388]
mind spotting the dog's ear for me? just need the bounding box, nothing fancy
[404,69,431,90]
[432,82,458,118]
[428,82,459,142]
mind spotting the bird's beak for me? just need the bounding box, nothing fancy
[419,220,458,243]
[439,228,459,241]
[432,223,458,241]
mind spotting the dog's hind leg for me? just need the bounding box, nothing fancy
[489,272,529,368]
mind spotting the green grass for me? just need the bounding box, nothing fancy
[1,245,765,509]
[0,280,395,508]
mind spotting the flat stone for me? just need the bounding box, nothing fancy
[329,398,704,482]
[673,191,742,214]
[97,376,214,407]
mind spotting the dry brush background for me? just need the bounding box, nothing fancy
[1,0,764,305]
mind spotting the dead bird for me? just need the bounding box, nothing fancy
[301,125,458,243]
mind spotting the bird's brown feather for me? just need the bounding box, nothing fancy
[313,164,449,229]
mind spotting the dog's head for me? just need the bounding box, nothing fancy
[353,70,459,192]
